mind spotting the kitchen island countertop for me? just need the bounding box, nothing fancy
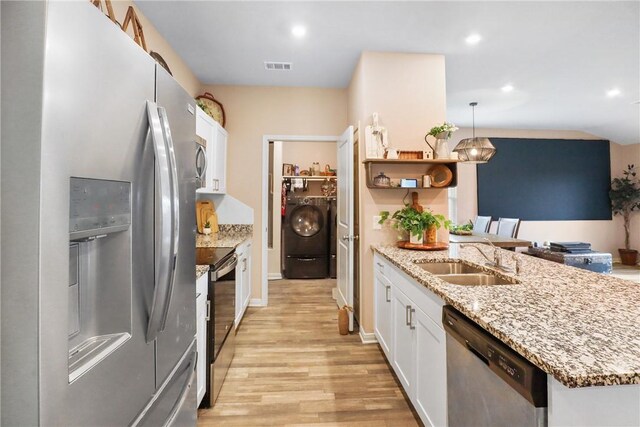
[373,244,640,388]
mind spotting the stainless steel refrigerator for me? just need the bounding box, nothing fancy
[2,2,197,425]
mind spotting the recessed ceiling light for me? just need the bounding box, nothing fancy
[606,88,621,98]
[501,84,514,93]
[465,34,482,45]
[291,25,307,38]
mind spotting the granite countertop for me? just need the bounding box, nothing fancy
[373,244,640,388]
[196,265,209,280]
[196,224,253,250]
[195,225,253,279]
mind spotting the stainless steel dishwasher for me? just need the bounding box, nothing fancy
[443,306,548,427]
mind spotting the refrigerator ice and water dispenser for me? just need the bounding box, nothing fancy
[68,177,132,383]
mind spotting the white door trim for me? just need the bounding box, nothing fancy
[261,134,340,306]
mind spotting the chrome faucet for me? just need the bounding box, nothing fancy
[460,239,514,273]
[513,254,522,275]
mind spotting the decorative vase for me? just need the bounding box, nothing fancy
[425,225,437,244]
[424,132,451,159]
[619,249,638,266]
[202,228,212,235]
[338,306,350,335]
[409,232,424,245]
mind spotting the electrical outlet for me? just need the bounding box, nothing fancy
[373,215,382,230]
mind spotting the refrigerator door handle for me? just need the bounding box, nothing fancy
[157,106,180,331]
[163,348,197,427]
[145,100,175,343]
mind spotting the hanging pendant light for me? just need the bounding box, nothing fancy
[453,102,496,163]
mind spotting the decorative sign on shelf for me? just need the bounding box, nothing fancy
[196,92,226,128]
[90,0,117,24]
[121,6,147,52]
[89,1,172,76]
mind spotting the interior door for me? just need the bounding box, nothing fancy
[336,126,355,330]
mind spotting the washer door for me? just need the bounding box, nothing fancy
[290,205,323,237]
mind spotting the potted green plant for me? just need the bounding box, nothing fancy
[426,122,459,140]
[422,210,451,243]
[379,206,450,245]
[202,220,212,235]
[609,164,640,265]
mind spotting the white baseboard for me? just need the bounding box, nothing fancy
[249,298,266,307]
[268,273,282,280]
[359,328,378,344]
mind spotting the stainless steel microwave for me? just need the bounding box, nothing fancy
[195,136,207,189]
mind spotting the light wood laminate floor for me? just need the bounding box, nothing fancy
[197,278,421,426]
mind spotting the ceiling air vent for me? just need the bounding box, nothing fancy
[264,61,292,71]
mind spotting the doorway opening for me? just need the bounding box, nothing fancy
[261,133,359,330]
[266,137,337,279]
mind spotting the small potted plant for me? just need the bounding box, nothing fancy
[422,210,451,244]
[202,220,212,235]
[610,164,640,265]
[427,122,459,140]
[379,206,450,245]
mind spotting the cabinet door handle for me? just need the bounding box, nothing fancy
[409,308,416,330]
[385,285,391,302]
[205,300,211,321]
[242,258,247,272]
[405,305,411,326]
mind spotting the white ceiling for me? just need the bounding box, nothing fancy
[136,1,640,145]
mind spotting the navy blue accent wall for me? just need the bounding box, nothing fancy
[476,138,611,221]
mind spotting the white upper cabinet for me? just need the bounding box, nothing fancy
[196,107,227,194]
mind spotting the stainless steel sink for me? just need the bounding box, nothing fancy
[416,262,485,275]
[415,261,520,286]
[435,273,519,286]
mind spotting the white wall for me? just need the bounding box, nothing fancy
[348,52,448,332]
[198,194,254,224]
[282,140,337,173]
[454,128,640,258]
[200,84,348,301]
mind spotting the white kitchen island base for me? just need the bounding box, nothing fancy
[372,250,640,427]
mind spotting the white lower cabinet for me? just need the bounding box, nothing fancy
[241,243,252,310]
[235,239,252,329]
[373,254,448,427]
[374,272,393,357]
[392,287,416,394]
[414,306,447,427]
[195,273,209,406]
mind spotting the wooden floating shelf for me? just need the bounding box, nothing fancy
[362,158,459,164]
[282,175,337,181]
[363,158,458,189]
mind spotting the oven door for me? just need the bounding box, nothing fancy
[212,255,237,358]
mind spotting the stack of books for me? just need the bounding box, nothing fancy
[550,242,592,254]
